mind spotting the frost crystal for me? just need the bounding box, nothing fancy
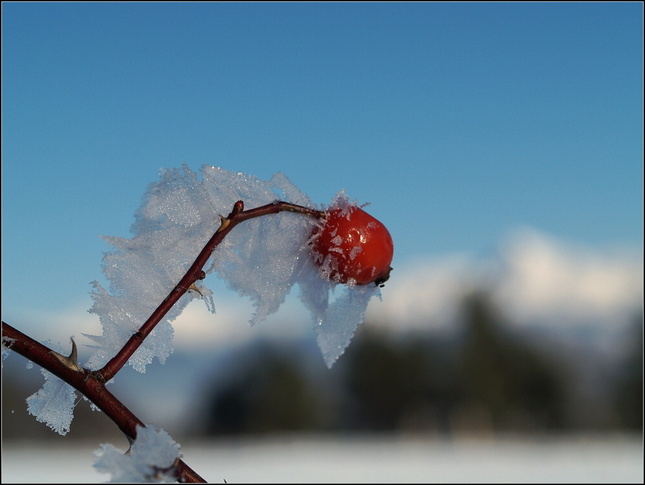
[26,366,76,436]
[93,424,181,483]
[315,285,381,367]
[2,336,16,363]
[86,164,384,371]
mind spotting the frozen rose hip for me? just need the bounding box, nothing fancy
[310,206,393,286]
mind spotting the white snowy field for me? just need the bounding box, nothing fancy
[2,433,643,483]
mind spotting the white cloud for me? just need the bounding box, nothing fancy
[368,228,642,331]
[494,228,643,325]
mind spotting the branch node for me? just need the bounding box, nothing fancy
[231,200,244,215]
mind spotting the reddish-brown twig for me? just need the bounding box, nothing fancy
[1,322,206,483]
[1,199,322,483]
[96,200,322,382]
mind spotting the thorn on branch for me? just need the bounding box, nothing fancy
[217,200,245,234]
[188,283,203,297]
[216,215,231,233]
[50,338,84,373]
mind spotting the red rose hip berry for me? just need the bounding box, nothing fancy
[310,205,394,286]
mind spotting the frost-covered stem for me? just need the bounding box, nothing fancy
[97,200,323,382]
[1,201,322,484]
[1,200,322,484]
[1,321,206,483]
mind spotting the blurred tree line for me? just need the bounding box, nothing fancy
[199,291,643,437]
[3,291,641,441]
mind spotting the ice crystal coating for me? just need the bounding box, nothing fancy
[26,366,77,436]
[85,164,384,372]
[25,164,386,439]
[93,424,181,483]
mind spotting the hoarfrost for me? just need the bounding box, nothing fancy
[299,267,382,368]
[93,424,181,483]
[2,336,16,363]
[86,164,386,371]
[26,366,76,436]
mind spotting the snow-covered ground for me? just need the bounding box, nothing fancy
[2,433,642,483]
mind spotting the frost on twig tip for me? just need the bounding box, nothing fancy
[2,335,17,363]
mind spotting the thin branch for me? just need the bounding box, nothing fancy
[1,322,207,483]
[0,199,323,484]
[97,200,322,382]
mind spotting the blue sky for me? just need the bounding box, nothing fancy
[2,2,643,337]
